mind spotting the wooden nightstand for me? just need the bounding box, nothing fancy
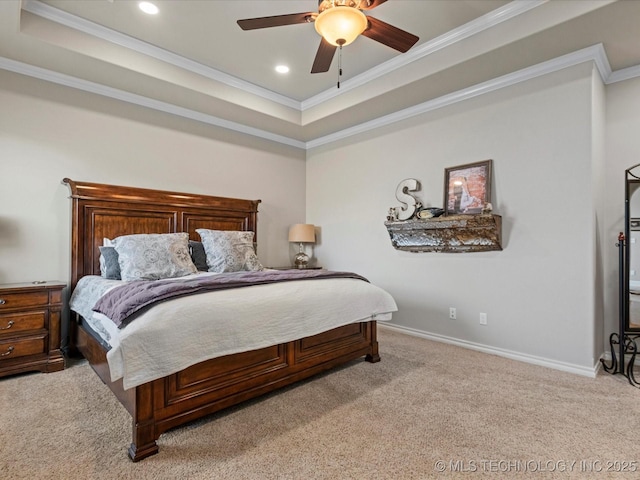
[0,281,66,377]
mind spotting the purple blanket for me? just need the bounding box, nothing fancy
[92,269,368,327]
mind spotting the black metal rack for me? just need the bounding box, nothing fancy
[601,232,640,386]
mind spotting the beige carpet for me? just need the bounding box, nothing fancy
[1,328,639,480]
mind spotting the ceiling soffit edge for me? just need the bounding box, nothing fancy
[0,56,306,149]
[21,0,301,111]
[19,9,302,127]
[307,44,612,148]
[609,64,640,84]
[0,44,630,152]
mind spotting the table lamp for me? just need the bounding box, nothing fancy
[288,224,315,269]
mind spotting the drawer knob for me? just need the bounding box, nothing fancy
[0,320,14,330]
[0,299,5,305]
[0,346,14,357]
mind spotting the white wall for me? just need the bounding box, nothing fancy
[0,59,627,376]
[591,67,606,366]
[307,63,599,373]
[0,70,307,285]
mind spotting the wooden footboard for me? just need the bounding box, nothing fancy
[76,318,379,461]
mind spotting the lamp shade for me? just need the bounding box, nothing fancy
[288,224,316,243]
[314,6,367,47]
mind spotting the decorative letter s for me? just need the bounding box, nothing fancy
[395,178,421,221]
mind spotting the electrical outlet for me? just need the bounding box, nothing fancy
[479,312,487,325]
[449,307,457,320]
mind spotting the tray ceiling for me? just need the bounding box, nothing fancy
[1,0,638,148]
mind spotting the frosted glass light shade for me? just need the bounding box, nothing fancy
[314,6,367,46]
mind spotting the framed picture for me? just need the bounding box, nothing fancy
[443,159,492,215]
[630,218,640,231]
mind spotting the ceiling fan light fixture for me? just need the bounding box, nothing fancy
[314,6,367,47]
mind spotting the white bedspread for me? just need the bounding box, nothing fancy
[70,273,397,390]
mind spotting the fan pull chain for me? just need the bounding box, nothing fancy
[337,44,343,89]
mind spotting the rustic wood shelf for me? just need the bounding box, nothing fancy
[384,214,502,253]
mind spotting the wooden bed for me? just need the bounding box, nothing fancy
[63,178,380,461]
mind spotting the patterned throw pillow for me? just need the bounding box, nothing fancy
[111,232,197,281]
[196,229,264,273]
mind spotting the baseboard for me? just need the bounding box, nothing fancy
[379,323,598,378]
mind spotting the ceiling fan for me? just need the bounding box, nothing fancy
[237,0,419,74]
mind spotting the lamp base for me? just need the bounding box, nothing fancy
[294,251,309,269]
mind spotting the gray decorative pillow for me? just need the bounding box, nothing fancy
[196,229,264,273]
[98,246,121,280]
[111,232,197,281]
[189,240,209,271]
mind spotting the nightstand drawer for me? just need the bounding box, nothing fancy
[0,335,46,360]
[0,281,65,377]
[0,311,46,337]
[0,291,49,310]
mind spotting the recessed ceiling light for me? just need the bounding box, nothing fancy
[275,65,290,74]
[138,2,159,15]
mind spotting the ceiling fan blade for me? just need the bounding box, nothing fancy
[237,13,313,30]
[361,16,419,53]
[311,38,337,73]
[359,0,388,10]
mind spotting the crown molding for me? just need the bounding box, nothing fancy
[0,56,306,150]
[2,44,638,151]
[306,44,613,149]
[607,64,640,85]
[21,0,301,110]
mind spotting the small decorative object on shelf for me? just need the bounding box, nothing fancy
[443,160,492,216]
[0,281,66,378]
[392,178,422,221]
[416,207,444,219]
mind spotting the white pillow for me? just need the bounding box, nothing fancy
[111,232,197,281]
[196,229,264,273]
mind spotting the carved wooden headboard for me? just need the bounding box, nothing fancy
[63,179,261,290]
